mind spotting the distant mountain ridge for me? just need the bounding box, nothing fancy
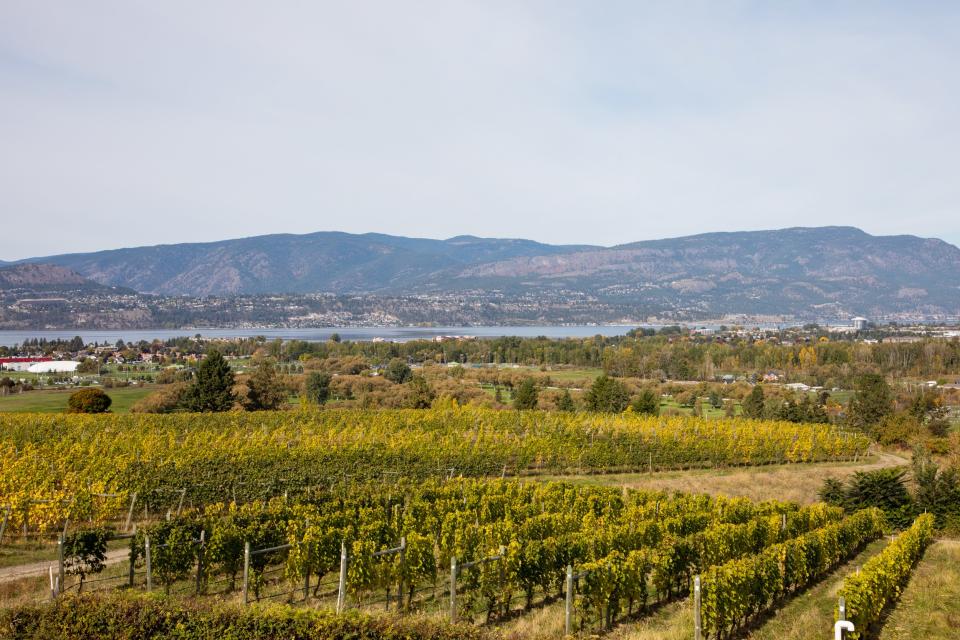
[17,232,596,297]
[11,227,960,319]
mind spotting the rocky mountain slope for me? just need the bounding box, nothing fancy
[11,227,960,319]
[0,263,129,292]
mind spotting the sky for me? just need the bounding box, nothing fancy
[2,1,960,260]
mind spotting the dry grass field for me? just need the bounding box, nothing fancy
[536,450,908,504]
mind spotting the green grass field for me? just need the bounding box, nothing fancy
[0,386,156,413]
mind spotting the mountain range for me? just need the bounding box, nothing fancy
[0,263,133,294]
[8,227,960,320]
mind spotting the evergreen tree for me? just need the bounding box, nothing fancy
[742,385,765,419]
[848,373,894,433]
[708,390,722,409]
[513,378,539,410]
[630,389,660,416]
[305,371,332,405]
[584,374,630,413]
[556,388,575,411]
[182,350,236,412]
[912,445,960,528]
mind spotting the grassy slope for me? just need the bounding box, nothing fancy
[878,540,960,640]
[0,386,155,413]
[534,452,906,505]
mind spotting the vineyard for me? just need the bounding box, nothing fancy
[12,477,891,636]
[0,407,937,639]
[0,406,869,535]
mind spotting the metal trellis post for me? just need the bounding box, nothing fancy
[336,541,348,613]
[694,575,702,640]
[242,541,250,604]
[145,535,152,592]
[450,555,458,624]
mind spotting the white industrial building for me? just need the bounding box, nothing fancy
[27,361,81,374]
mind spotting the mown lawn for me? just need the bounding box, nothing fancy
[0,386,155,413]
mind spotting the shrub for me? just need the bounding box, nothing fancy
[383,358,412,384]
[131,383,190,414]
[62,528,108,592]
[0,592,494,640]
[67,388,112,414]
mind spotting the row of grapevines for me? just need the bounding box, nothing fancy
[0,406,870,534]
[699,507,887,639]
[837,513,935,640]
[128,479,805,616]
[576,504,844,629]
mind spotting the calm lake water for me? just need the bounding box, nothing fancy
[0,325,649,347]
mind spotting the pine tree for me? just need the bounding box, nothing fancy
[848,374,894,433]
[182,350,236,412]
[584,375,630,413]
[630,389,660,416]
[513,378,539,410]
[556,388,576,412]
[742,385,765,419]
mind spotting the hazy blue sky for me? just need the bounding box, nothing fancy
[2,2,959,259]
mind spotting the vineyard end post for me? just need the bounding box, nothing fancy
[0,504,9,546]
[145,535,152,592]
[302,518,311,603]
[128,538,136,588]
[398,536,407,610]
[498,545,506,617]
[336,541,348,614]
[565,565,573,636]
[303,550,310,603]
[449,555,458,624]
[838,596,845,621]
[242,541,250,605]
[195,529,205,595]
[57,534,65,597]
[693,575,702,640]
[124,492,137,532]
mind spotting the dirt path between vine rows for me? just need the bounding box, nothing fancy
[0,548,129,585]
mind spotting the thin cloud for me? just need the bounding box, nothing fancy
[1,2,959,259]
